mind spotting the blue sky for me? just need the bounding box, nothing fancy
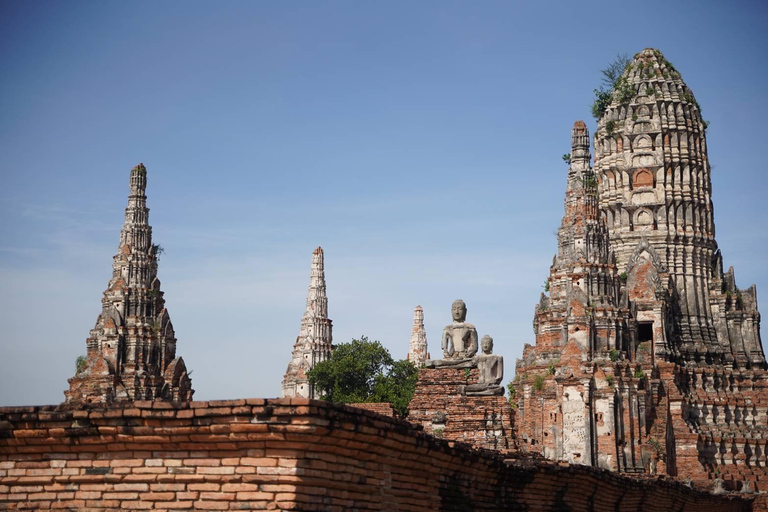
[1,1,766,405]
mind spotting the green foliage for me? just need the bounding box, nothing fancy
[589,53,635,118]
[373,359,419,417]
[605,374,614,386]
[463,367,471,382]
[605,120,615,135]
[75,355,87,373]
[153,244,165,262]
[308,337,418,417]
[506,381,517,407]
[599,53,631,89]
[580,172,598,191]
[562,153,571,165]
[533,374,545,392]
[619,271,628,282]
[591,89,612,120]
[548,362,556,375]
[736,292,744,309]
[609,349,619,362]
[613,75,635,105]
[634,365,645,379]
[543,280,550,292]
[432,427,444,438]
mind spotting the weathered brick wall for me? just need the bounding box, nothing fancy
[663,362,768,493]
[0,398,754,511]
[408,367,515,451]
[346,402,396,417]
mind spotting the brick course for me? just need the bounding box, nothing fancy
[0,398,752,511]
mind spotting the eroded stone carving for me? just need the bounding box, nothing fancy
[461,335,504,396]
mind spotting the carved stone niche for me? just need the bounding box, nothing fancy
[633,168,654,188]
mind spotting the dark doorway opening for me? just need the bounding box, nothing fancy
[638,322,653,343]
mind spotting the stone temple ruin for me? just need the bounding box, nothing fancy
[281,246,333,399]
[1,48,767,510]
[65,164,193,405]
[514,49,766,491]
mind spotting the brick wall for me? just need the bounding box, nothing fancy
[0,398,754,511]
[346,402,396,417]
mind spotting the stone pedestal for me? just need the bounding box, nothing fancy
[408,367,515,451]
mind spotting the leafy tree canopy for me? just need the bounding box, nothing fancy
[307,336,419,417]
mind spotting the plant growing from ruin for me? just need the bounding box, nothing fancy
[634,365,645,379]
[647,438,665,461]
[605,120,615,136]
[506,381,517,407]
[432,427,444,438]
[609,349,619,362]
[605,374,614,386]
[619,272,627,283]
[463,367,471,382]
[591,53,632,119]
[580,173,598,191]
[562,153,571,165]
[548,361,556,375]
[75,355,87,374]
[152,244,165,262]
[533,374,546,392]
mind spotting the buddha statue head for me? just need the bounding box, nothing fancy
[481,335,493,354]
[451,299,467,323]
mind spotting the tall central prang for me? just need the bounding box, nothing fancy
[514,49,766,488]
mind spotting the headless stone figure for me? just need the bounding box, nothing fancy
[425,299,478,368]
[461,335,504,396]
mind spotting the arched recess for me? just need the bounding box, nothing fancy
[633,208,655,230]
[633,168,654,188]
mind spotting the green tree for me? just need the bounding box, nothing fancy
[308,336,418,417]
[373,359,419,417]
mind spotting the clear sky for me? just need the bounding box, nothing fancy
[1,1,766,405]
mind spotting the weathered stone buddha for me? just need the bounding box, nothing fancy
[425,299,478,368]
[461,335,504,396]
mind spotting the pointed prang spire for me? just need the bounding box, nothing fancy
[408,305,428,365]
[303,247,328,320]
[282,246,334,398]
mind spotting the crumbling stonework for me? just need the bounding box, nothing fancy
[407,305,429,365]
[281,247,333,399]
[409,367,515,451]
[64,164,192,405]
[514,48,767,493]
